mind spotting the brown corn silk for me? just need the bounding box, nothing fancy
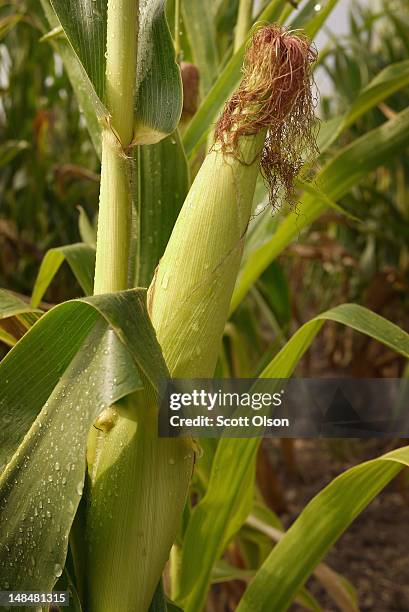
[214,25,318,207]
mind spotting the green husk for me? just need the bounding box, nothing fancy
[149,132,265,377]
[85,392,193,611]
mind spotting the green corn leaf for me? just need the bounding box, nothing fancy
[261,303,409,377]
[246,515,359,612]
[134,5,183,143]
[0,290,42,347]
[176,304,409,612]
[295,179,361,222]
[0,289,166,472]
[241,510,353,612]
[181,0,219,96]
[211,555,330,612]
[211,560,254,584]
[48,0,107,104]
[236,445,409,612]
[31,244,96,308]
[316,114,345,152]
[40,0,104,156]
[0,13,22,40]
[0,323,138,593]
[345,59,409,125]
[175,436,258,612]
[319,59,409,152]
[251,500,284,531]
[261,0,289,22]
[288,0,323,29]
[0,140,29,168]
[41,0,108,144]
[301,0,340,38]
[133,132,189,287]
[231,105,409,312]
[0,289,167,593]
[215,542,322,611]
[0,290,42,322]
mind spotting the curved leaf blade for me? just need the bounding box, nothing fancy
[40,0,103,157]
[300,0,340,38]
[0,289,168,593]
[181,0,219,95]
[31,243,96,308]
[237,446,409,612]
[134,4,183,142]
[0,322,137,592]
[345,59,409,126]
[0,290,42,347]
[260,303,409,379]
[246,514,358,612]
[0,291,42,322]
[319,59,409,152]
[49,0,107,103]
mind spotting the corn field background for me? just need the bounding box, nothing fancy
[1,0,409,611]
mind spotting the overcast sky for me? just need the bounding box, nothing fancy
[310,0,373,48]
[309,0,372,94]
[316,1,351,46]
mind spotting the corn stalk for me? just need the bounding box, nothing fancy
[93,0,137,294]
[85,1,193,610]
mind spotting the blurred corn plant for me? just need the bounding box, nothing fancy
[0,0,100,298]
[1,1,409,612]
[222,0,409,382]
[293,0,409,336]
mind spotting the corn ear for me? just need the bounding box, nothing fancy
[150,26,317,376]
[149,132,265,377]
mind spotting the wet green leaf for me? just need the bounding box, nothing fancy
[0,290,167,593]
